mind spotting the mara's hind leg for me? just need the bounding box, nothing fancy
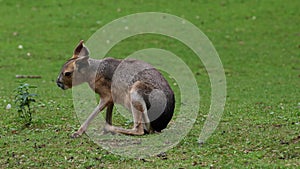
[107,81,151,135]
[102,102,114,134]
[105,103,114,125]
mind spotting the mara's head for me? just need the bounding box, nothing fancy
[56,40,90,90]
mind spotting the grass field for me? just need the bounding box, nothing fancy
[0,0,299,168]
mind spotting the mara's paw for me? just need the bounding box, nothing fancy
[71,132,82,138]
[102,124,116,135]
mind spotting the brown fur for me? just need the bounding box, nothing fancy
[57,40,175,137]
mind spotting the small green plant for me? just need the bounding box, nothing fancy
[14,83,37,126]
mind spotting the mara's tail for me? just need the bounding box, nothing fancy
[149,93,175,132]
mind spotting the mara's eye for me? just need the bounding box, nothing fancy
[64,72,72,77]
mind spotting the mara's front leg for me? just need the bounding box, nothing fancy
[72,100,109,138]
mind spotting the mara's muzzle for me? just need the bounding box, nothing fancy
[56,79,65,90]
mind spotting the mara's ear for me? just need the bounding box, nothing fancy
[73,40,90,58]
[75,56,89,73]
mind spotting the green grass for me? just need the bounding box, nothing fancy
[0,0,299,168]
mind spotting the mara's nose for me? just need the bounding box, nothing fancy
[56,79,64,89]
